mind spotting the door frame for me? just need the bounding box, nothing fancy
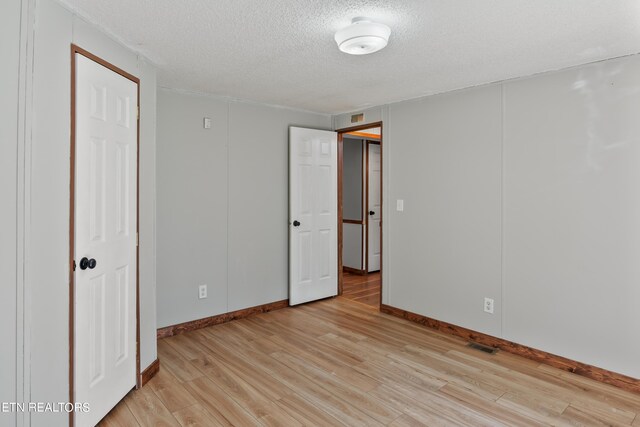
[365,140,381,273]
[336,121,383,306]
[341,135,366,275]
[69,44,141,427]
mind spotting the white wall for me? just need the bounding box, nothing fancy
[138,59,158,370]
[6,0,158,425]
[343,224,363,270]
[334,54,640,379]
[343,137,364,270]
[228,104,332,311]
[502,58,640,378]
[156,89,331,327]
[156,90,229,327]
[388,86,503,337]
[0,1,22,426]
[343,137,363,220]
[29,4,73,424]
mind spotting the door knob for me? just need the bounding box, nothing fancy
[369,211,375,216]
[79,257,97,270]
[293,220,301,227]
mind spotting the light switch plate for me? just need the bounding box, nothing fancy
[203,117,212,129]
[396,199,404,211]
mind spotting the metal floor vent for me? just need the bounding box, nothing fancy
[467,342,498,355]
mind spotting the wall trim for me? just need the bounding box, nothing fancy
[343,266,366,276]
[157,299,289,339]
[343,218,365,225]
[346,130,380,140]
[380,304,640,394]
[139,358,160,387]
[158,85,332,118]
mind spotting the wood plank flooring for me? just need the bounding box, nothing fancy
[100,297,640,426]
[342,271,380,307]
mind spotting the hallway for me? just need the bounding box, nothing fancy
[341,271,380,307]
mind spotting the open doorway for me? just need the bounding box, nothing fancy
[337,123,382,308]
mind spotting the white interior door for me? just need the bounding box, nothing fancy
[368,143,381,272]
[74,54,138,427]
[289,127,337,305]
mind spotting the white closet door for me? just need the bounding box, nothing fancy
[368,143,381,272]
[75,53,137,427]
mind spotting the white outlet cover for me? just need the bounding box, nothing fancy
[396,199,404,211]
[203,117,212,129]
[199,284,207,299]
[484,297,494,314]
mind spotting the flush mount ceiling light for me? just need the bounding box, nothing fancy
[334,17,391,55]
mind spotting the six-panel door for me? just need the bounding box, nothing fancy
[74,53,138,427]
[289,127,338,305]
[368,143,381,272]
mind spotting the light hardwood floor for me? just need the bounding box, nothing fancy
[100,297,640,426]
[342,271,381,308]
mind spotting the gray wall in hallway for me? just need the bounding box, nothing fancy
[343,137,364,270]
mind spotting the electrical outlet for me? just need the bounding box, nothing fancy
[484,297,494,314]
[199,284,207,299]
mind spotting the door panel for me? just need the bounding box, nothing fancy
[298,231,313,283]
[114,265,130,364]
[88,274,106,386]
[115,142,130,236]
[89,137,106,242]
[75,53,137,427]
[289,127,337,305]
[368,143,381,272]
[318,229,331,278]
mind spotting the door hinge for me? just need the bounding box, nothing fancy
[137,106,140,120]
[137,232,139,246]
[73,260,76,271]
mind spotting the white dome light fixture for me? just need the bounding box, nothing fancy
[334,17,391,55]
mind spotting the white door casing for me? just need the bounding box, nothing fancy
[74,54,138,427]
[289,127,338,305]
[368,143,381,272]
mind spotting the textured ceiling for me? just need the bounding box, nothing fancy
[59,0,640,114]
